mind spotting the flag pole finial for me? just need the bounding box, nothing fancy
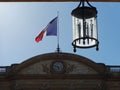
[56,43,61,53]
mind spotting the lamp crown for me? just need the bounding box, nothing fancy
[71,6,97,19]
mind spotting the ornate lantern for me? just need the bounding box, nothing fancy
[71,0,99,52]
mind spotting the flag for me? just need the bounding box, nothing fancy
[35,17,58,43]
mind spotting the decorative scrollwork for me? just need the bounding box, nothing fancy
[42,64,50,74]
[66,63,76,73]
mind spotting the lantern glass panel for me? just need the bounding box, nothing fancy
[72,15,98,48]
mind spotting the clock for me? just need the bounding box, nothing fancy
[51,61,65,73]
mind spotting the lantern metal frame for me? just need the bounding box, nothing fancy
[71,0,99,52]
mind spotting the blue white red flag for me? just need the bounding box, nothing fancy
[35,17,58,43]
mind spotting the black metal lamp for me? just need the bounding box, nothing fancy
[71,0,99,52]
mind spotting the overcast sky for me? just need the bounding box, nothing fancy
[0,2,120,66]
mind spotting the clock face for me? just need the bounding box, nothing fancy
[51,61,65,73]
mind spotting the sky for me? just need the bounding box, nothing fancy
[0,2,120,66]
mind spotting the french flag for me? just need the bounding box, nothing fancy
[35,17,58,43]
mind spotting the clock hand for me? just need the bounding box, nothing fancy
[54,65,60,70]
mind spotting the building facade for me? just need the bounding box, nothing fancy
[0,52,120,90]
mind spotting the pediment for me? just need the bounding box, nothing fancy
[13,52,105,75]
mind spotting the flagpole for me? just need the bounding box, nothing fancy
[57,11,60,53]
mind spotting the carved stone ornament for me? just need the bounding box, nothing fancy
[66,63,76,73]
[42,64,50,74]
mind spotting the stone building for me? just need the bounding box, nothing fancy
[0,52,120,90]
